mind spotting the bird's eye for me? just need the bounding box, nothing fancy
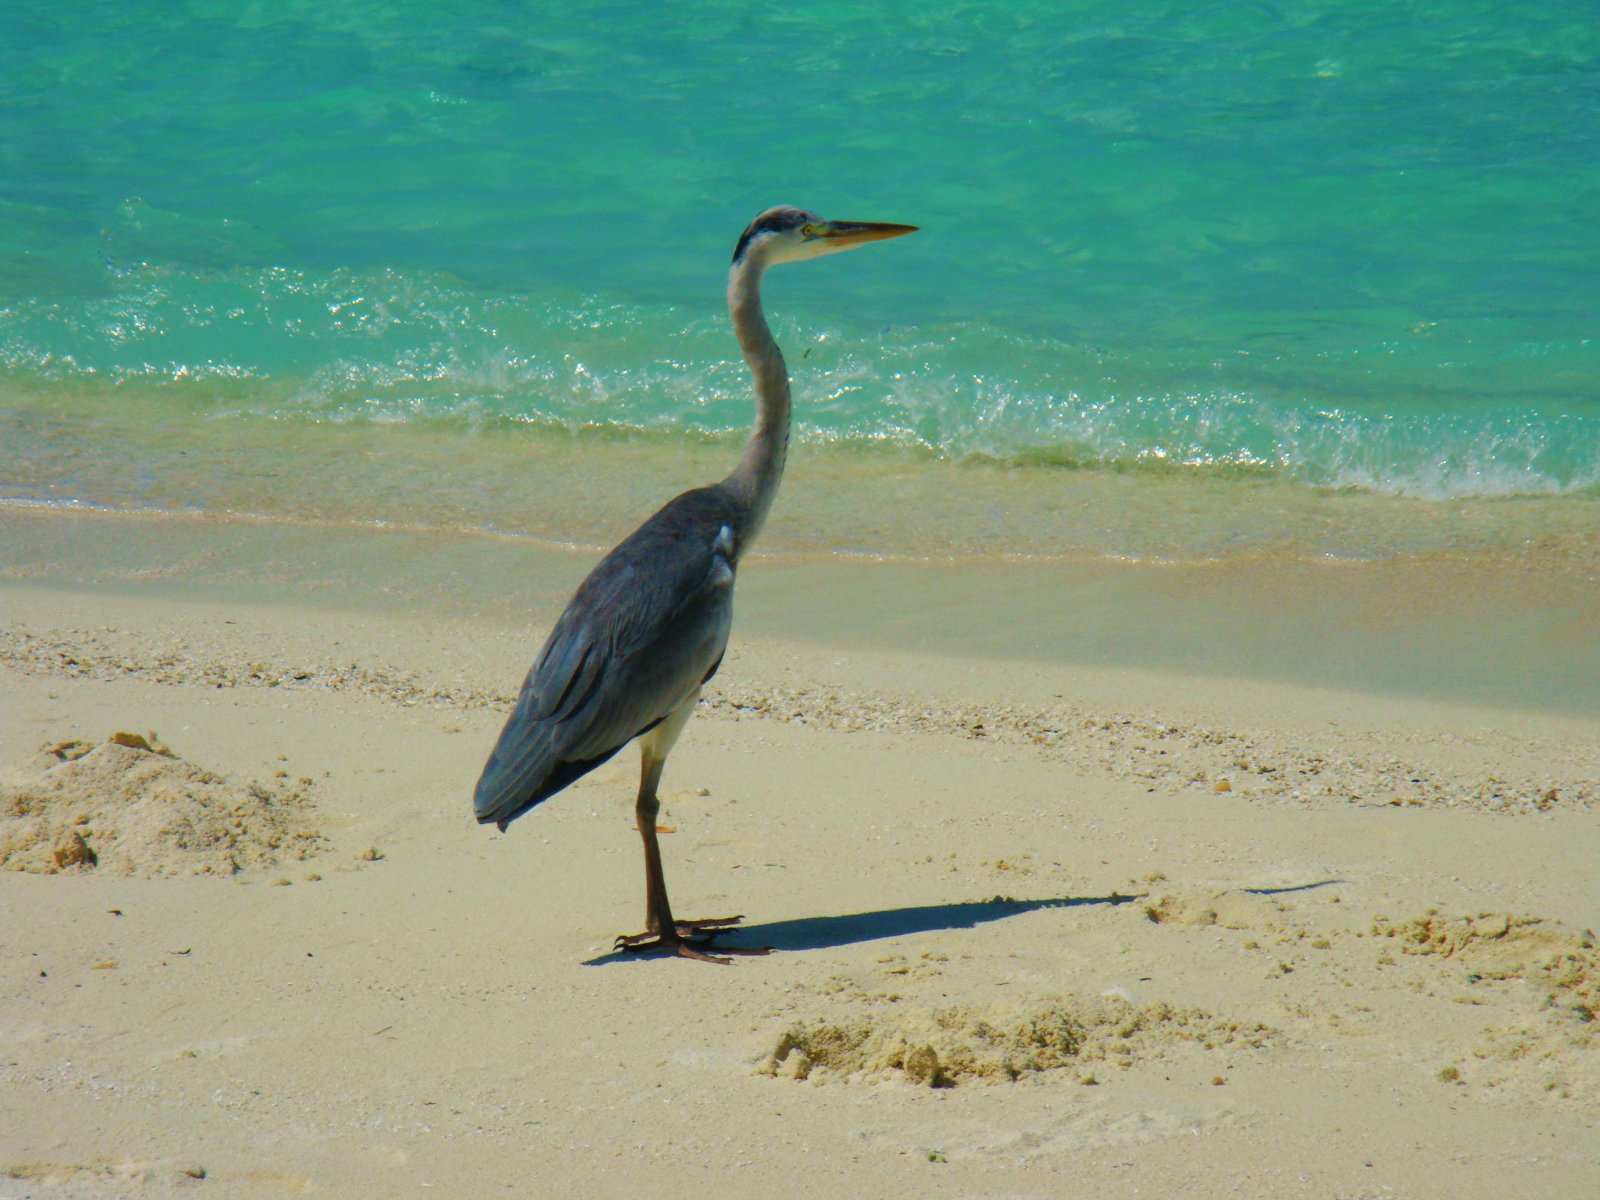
[800,223,817,238]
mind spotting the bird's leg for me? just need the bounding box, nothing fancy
[635,756,676,936]
[614,744,768,964]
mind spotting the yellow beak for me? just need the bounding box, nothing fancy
[817,220,920,247]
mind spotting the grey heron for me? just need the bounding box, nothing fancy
[473,207,917,963]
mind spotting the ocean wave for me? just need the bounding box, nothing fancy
[3,260,1596,502]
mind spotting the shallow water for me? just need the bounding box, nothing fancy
[3,1,1597,549]
[6,379,1599,568]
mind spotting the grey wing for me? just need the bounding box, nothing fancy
[473,521,736,829]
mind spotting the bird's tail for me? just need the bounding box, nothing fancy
[473,739,625,832]
[473,747,547,831]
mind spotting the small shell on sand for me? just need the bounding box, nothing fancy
[106,730,173,756]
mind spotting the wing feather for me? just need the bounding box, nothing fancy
[473,488,740,828]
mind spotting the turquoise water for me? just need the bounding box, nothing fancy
[2,1,1598,547]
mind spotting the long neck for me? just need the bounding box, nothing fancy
[722,254,790,553]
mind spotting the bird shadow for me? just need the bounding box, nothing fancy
[1244,880,1343,897]
[581,892,1140,966]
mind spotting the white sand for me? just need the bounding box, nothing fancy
[2,523,1598,1198]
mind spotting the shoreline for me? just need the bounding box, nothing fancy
[4,502,1598,716]
[7,386,1600,566]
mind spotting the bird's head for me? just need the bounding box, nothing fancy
[731,206,917,268]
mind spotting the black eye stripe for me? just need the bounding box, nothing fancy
[731,209,807,263]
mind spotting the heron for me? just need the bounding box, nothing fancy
[473,207,917,963]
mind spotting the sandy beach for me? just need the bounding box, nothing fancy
[7,1,1600,1194]
[0,506,1596,1198]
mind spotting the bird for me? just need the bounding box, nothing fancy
[473,207,917,963]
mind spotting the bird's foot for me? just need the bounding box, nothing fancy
[614,916,771,965]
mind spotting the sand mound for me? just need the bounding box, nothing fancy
[1371,911,1599,1097]
[0,734,324,877]
[1373,911,1598,1029]
[761,997,1273,1087]
[1372,911,1592,975]
[1142,888,1286,930]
